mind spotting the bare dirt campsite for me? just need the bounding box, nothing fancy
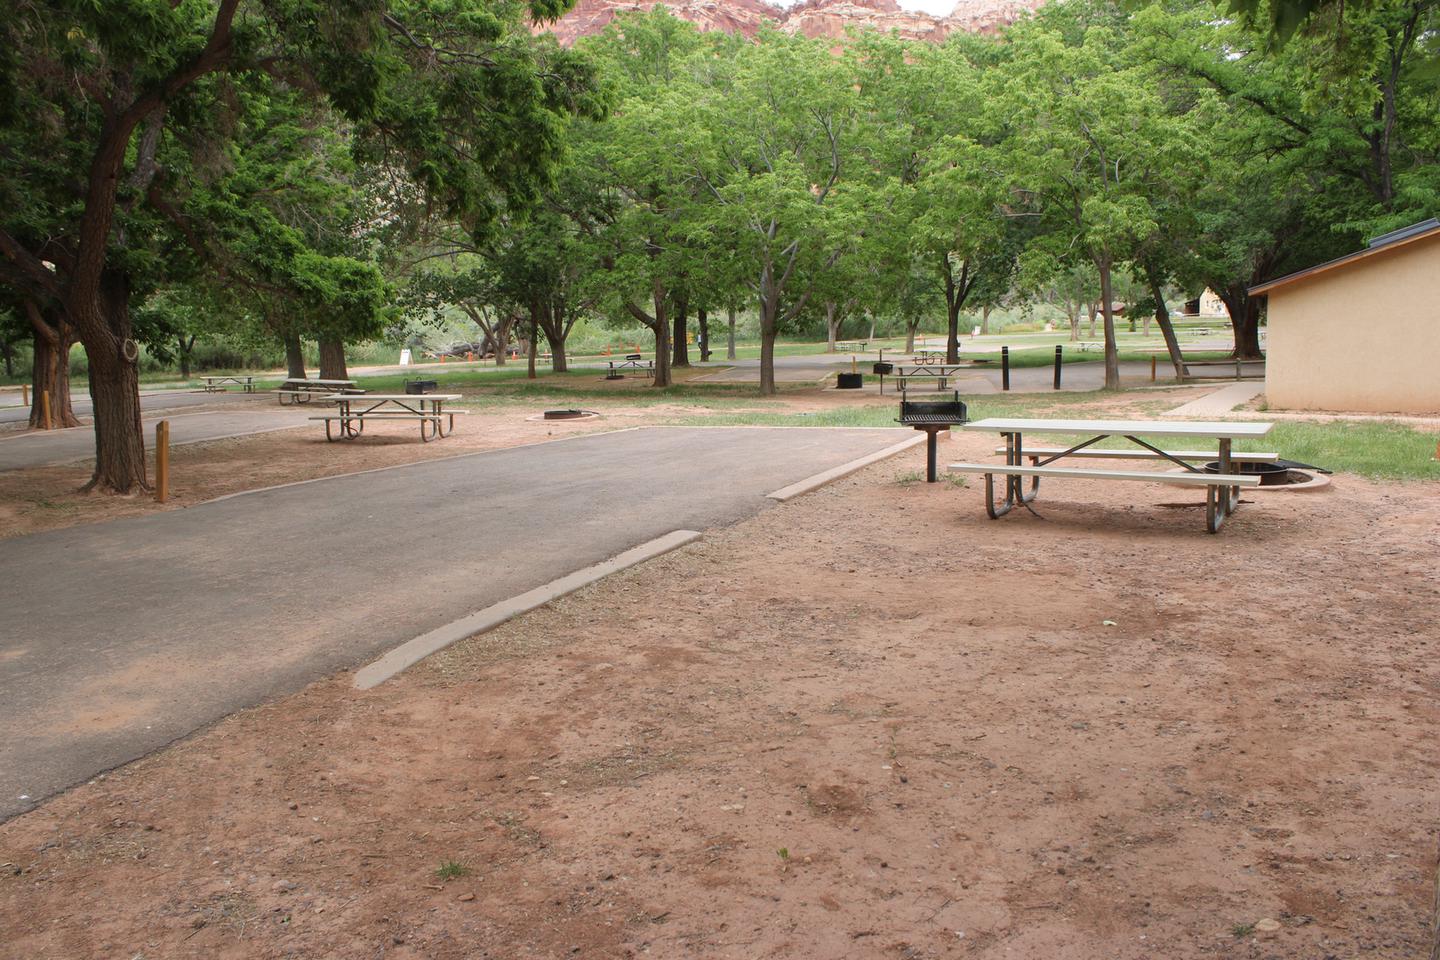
[1,377,1437,960]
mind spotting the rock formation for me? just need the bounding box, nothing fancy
[535,0,1047,46]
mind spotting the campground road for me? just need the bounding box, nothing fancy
[0,426,909,820]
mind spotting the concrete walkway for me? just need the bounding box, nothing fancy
[0,426,910,820]
[1166,382,1266,417]
[0,408,311,472]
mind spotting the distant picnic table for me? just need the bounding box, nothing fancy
[606,355,654,380]
[311,393,463,443]
[948,417,1277,533]
[835,339,868,352]
[274,378,362,404]
[200,375,255,393]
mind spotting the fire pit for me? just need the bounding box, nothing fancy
[1203,460,1291,486]
[897,390,968,482]
[543,409,587,420]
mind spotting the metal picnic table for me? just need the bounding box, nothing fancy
[200,375,256,393]
[275,378,361,404]
[312,393,463,443]
[950,417,1277,533]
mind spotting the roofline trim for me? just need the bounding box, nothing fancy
[1248,223,1440,296]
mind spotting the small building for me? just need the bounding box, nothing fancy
[1249,218,1440,415]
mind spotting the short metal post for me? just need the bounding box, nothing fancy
[1150,355,1156,382]
[926,429,938,483]
[1001,346,1010,391]
[1053,345,1063,390]
[155,420,170,503]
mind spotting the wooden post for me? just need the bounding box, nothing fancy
[21,383,28,406]
[1150,355,1157,382]
[40,390,52,430]
[155,420,170,503]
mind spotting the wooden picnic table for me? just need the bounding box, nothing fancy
[836,339,869,352]
[200,375,255,393]
[275,378,361,404]
[311,393,463,443]
[605,355,654,379]
[949,417,1276,533]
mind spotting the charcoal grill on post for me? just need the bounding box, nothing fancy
[897,388,968,482]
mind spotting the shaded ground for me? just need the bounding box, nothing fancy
[1,431,1435,959]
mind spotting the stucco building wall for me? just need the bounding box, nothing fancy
[1265,234,1440,414]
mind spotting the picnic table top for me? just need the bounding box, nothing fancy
[963,417,1274,439]
[282,378,357,385]
[202,374,254,380]
[325,393,462,402]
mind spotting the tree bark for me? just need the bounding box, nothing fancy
[318,339,347,380]
[1147,269,1187,378]
[284,333,306,379]
[1219,288,1264,360]
[671,293,689,368]
[71,272,148,492]
[1,331,14,378]
[904,316,920,353]
[1096,257,1120,390]
[177,335,195,379]
[1087,301,1099,339]
[527,320,538,379]
[980,303,992,336]
[759,303,777,396]
[940,255,972,365]
[697,306,711,362]
[726,307,737,361]
[26,299,81,429]
[824,301,842,352]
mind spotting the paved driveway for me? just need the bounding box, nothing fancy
[0,426,908,819]
[0,408,311,472]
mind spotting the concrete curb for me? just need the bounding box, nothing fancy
[353,529,703,689]
[766,433,928,502]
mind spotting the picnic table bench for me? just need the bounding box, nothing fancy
[606,355,654,379]
[200,375,255,393]
[274,378,362,404]
[950,418,1276,533]
[310,393,464,443]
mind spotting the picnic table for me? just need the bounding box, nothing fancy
[606,355,654,379]
[274,378,361,404]
[836,339,868,352]
[912,349,950,364]
[200,375,255,393]
[893,363,969,391]
[948,417,1277,533]
[311,393,463,443]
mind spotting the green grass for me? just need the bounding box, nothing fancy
[435,860,469,881]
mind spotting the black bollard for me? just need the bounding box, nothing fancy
[1053,345,1063,390]
[1001,346,1010,391]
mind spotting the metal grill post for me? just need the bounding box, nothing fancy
[1053,346,1063,390]
[1002,346,1010,391]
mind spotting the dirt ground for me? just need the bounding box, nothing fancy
[2,426,1436,960]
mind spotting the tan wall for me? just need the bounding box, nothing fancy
[1265,235,1440,414]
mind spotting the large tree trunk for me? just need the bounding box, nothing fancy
[177,335,195,379]
[727,307,737,360]
[652,288,673,388]
[1097,257,1120,390]
[1220,288,1264,360]
[527,321,538,379]
[71,272,147,492]
[26,299,81,429]
[825,301,842,352]
[1,331,15,378]
[671,293,689,368]
[284,333,306,379]
[904,316,920,353]
[697,306,711,362]
[759,301,777,396]
[981,303,992,335]
[1087,301,1099,339]
[318,339,347,380]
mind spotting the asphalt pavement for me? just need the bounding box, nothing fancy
[0,426,909,820]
